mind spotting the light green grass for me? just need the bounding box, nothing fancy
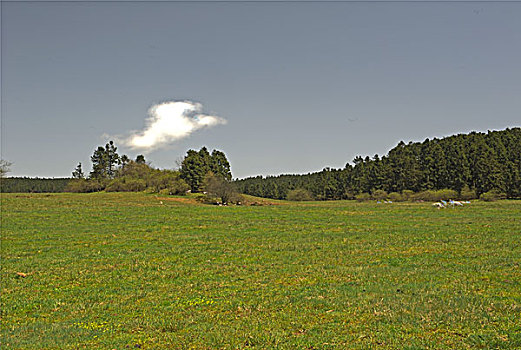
[1,193,520,349]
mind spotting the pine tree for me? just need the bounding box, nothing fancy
[72,162,85,179]
[135,155,146,164]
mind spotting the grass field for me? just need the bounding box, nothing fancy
[1,193,520,349]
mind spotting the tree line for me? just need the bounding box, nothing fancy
[235,128,521,200]
[3,128,519,200]
[0,141,235,201]
[65,142,236,204]
[0,177,70,193]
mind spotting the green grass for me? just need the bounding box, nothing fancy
[1,192,520,349]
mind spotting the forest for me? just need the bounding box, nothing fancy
[1,128,520,199]
[0,177,70,193]
[236,128,521,200]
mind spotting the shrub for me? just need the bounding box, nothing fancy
[436,189,458,201]
[286,188,313,201]
[459,186,478,200]
[371,190,388,201]
[343,191,356,200]
[65,179,104,193]
[402,190,414,201]
[203,172,240,204]
[412,189,458,202]
[388,192,403,202]
[480,190,507,202]
[158,180,190,196]
[106,178,146,192]
[149,172,189,194]
[355,193,372,202]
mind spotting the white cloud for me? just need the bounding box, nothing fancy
[124,101,226,150]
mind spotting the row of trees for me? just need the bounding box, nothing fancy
[67,141,190,194]
[235,128,521,200]
[1,177,70,193]
[0,159,71,193]
[4,128,519,201]
[67,143,237,203]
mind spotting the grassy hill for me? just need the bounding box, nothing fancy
[2,193,520,349]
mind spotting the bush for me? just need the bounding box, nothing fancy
[388,192,403,202]
[203,172,240,204]
[371,190,388,201]
[158,181,190,196]
[286,188,313,201]
[459,186,478,200]
[411,189,458,202]
[65,179,104,193]
[343,191,356,200]
[480,190,507,202]
[355,193,372,202]
[402,190,414,201]
[106,178,146,192]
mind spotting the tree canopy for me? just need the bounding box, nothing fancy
[180,147,232,192]
[236,128,521,200]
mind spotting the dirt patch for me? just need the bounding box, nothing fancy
[155,196,200,205]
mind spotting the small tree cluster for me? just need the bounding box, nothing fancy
[180,147,232,192]
[66,142,188,194]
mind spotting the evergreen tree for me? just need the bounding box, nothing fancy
[89,141,120,180]
[135,155,146,164]
[105,141,120,178]
[90,146,109,179]
[72,162,85,179]
[180,147,232,192]
[236,128,521,200]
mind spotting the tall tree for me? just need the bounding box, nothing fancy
[72,162,85,179]
[180,147,232,192]
[90,146,109,179]
[105,141,120,178]
[89,141,120,180]
[210,150,232,181]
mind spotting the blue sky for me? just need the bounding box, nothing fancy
[2,1,520,178]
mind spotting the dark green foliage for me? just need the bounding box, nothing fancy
[286,188,313,201]
[102,161,188,194]
[388,192,404,202]
[105,178,147,192]
[236,128,521,200]
[147,169,189,194]
[89,141,120,180]
[411,189,459,202]
[480,189,507,202]
[1,177,70,193]
[65,179,105,193]
[460,185,478,200]
[135,154,146,164]
[371,189,388,201]
[158,179,190,196]
[120,155,130,168]
[180,147,232,192]
[71,163,85,179]
[68,141,188,194]
[355,193,372,202]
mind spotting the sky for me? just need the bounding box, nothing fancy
[2,1,520,179]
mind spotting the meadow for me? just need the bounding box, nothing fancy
[1,192,520,349]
